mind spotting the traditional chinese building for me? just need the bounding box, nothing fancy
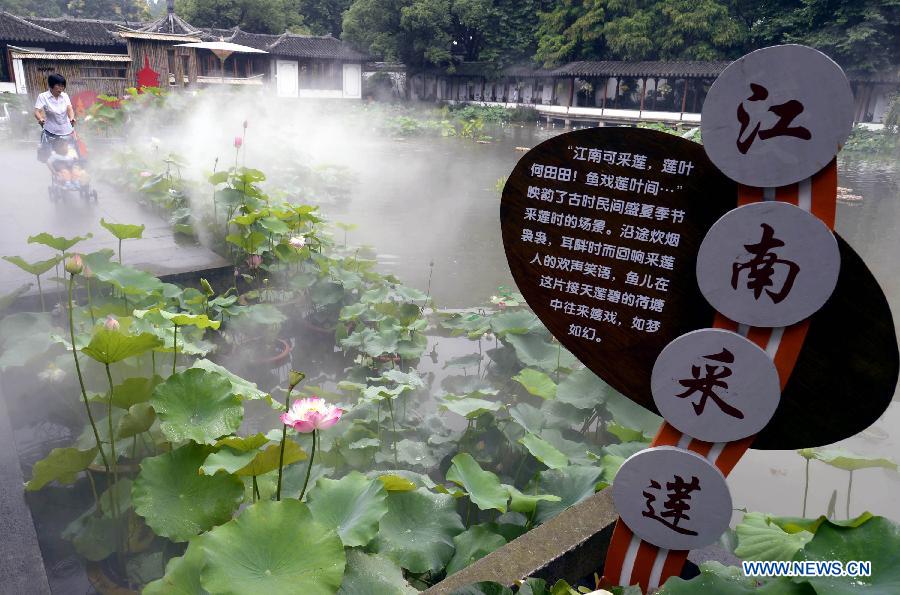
[0,0,367,103]
[412,61,898,127]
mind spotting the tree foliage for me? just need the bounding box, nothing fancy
[179,0,306,34]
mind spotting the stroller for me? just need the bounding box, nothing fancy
[41,131,98,203]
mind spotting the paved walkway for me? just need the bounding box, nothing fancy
[0,142,227,297]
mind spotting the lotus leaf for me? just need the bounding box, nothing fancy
[502,485,561,514]
[806,448,898,472]
[62,508,116,561]
[509,402,545,434]
[504,333,578,372]
[152,369,243,445]
[192,359,269,401]
[0,312,59,370]
[82,250,165,295]
[534,465,604,524]
[306,471,388,547]
[132,443,244,542]
[234,441,307,476]
[375,474,417,491]
[215,433,269,451]
[226,231,267,254]
[446,453,508,513]
[2,254,62,276]
[735,512,814,561]
[604,391,663,441]
[116,402,156,439]
[518,433,569,469]
[395,333,428,359]
[658,561,810,594]
[143,537,208,595]
[440,397,503,419]
[443,353,484,369]
[370,488,464,573]
[88,375,163,409]
[200,500,345,595]
[513,368,557,400]
[81,328,163,364]
[27,232,92,252]
[769,513,874,535]
[337,550,417,595]
[100,218,145,240]
[199,447,258,475]
[792,516,900,594]
[136,308,221,330]
[441,312,491,338]
[445,524,508,576]
[394,439,439,470]
[25,446,97,491]
[556,367,612,410]
[489,310,540,335]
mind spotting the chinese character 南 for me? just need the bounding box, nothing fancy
[642,475,702,536]
[675,349,745,419]
[731,223,800,304]
[736,83,812,154]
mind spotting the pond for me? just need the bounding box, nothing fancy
[1,94,898,594]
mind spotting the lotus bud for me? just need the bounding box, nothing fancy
[104,315,120,331]
[234,136,243,149]
[246,254,262,269]
[288,370,305,390]
[64,254,83,275]
[201,278,215,297]
[82,264,93,279]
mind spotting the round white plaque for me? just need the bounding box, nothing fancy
[612,447,733,550]
[651,329,781,442]
[696,201,840,327]
[701,45,854,188]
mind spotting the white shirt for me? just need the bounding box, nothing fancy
[34,90,73,136]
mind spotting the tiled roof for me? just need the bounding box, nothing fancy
[26,16,129,46]
[11,51,131,62]
[0,11,67,43]
[267,32,368,60]
[552,60,732,78]
[139,13,199,36]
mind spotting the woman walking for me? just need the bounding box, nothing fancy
[34,73,76,161]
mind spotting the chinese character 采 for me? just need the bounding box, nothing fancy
[675,349,744,419]
[736,83,812,154]
[642,475,702,536]
[731,223,800,304]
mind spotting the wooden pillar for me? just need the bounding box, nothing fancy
[691,79,699,113]
[680,79,688,114]
[601,77,608,111]
[652,78,658,111]
[568,77,576,107]
[480,77,486,102]
[638,77,646,113]
[613,78,620,108]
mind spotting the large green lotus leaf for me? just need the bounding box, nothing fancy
[791,516,900,594]
[0,312,58,370]
[306,471,388,547]
[503,333,578,372]
[371,488,464,573]
[81,328,163,364]
[25,446,97,491]
[191,359,268,400]
[509,402,545,434]
[82,250,164,295]
[132,443,244,542]
[116,402,156,439]
[395,332,428,360]
[441,397,503,419]
[151,369,243,445]
[604,391,663,441]
[200,500,345,595]
[136,308,221,330]
[338,550,417,595]
[445,524,507,576]
[144,537,209,595]
[556,367,613,410]
[598,442,648,482]
[394,438,438,470]
[769,513,874,535]
[513,368,557,400]
[489,310,541,335]
[658,561,809,594]
[534,465,604,524]
[806,448,898,472]
[441,311,491,338]
[519,433,569,469]
[235,441,307,477]
[62,507,116,561]
[735,512,814,561]
[101,218,144,240]
[2,254,62,276]
[446,453,508,513]
[502,485,561,514]
[200,447,258,475]
[27,232,92,252]
[216,433,269,451]
[88,375,163,409]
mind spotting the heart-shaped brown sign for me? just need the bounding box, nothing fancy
[500,127,897,449]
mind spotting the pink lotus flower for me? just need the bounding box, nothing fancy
[245,254,262,269]
[289,235,306,249]
[139,171,153,177]
[64,254,83,275]
[234,136,243,149]
[104,315,120,331]
[280,397,343,433]
[82,264,93,279]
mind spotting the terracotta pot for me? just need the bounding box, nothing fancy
[86,560,139,595]
[247,337,293,369]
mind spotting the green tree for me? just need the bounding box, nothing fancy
[293,0,353,36]
[742,0,900,74]
[179,0,304,33]
[65,0,149,20]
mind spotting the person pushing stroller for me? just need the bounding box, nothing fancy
[34,73,76,146]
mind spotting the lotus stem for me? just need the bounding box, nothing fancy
[846,470,853,520]
[68,276,110,477]
[104,363,122,557]
[298,429,317,501]
[386,397,398,467]
[802,458,810,517]
[118,238,122,264]
[253,476,260,502]
[172,323,178,375]
[276,384,295,501]
[85,277,94,324]
[36,275,45,312]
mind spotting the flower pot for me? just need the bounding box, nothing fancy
[86,560,139,595]
[247,337,293,370]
